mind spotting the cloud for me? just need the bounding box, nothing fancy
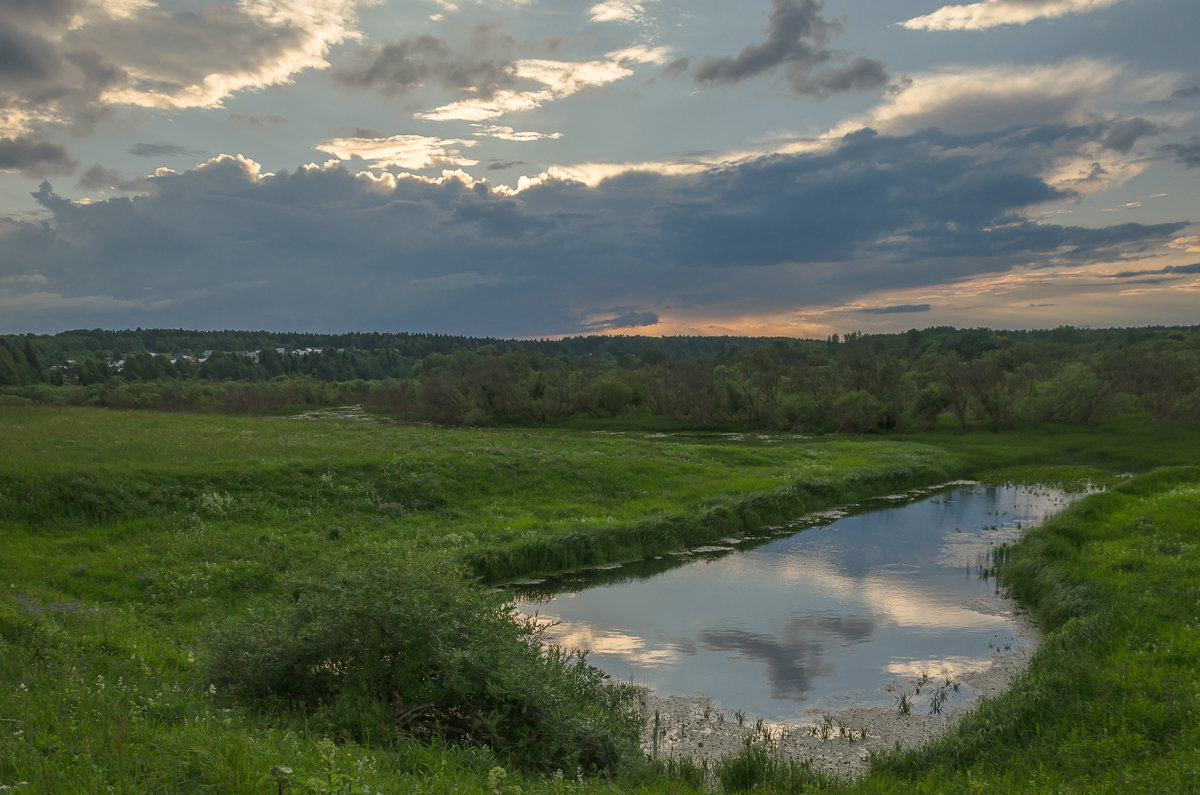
[1,127,1187,336]
[838,60,1139,136]
[1159,138,1200,168]
[1102,118,1166,153]
[580,308,660,331]
[0,135,77,176]
[472,125,562,142]
[0,0,367,140]
[486,159,526,171]
[76,163,146,191]
[901,0,1122,32]
[858,303,931,314]
[693,0,888,96]
[314,135,478,170]
[227,113,289,129]
[589,1,650,24]
[1167,236,1200,254]
[821,60,1177,197]
[333,28,518,98]
[416,47,668,122]
[1107,262,1200,279]
[128,143,202,159]
[661,57,690,79]
[409,270,506,291]
[0,273,49,286]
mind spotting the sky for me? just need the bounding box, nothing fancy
[1,0,1198,339]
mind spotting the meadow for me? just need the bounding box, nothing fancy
[1,405,1198,792]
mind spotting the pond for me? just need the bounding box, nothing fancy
[512,483,1078,721]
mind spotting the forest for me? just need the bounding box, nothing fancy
[2,324,1198,431]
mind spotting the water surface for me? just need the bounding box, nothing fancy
[513,484,1076,720]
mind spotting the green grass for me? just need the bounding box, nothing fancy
[0,406,954,584]
[2,405,1199,792]
[0,406,949,792]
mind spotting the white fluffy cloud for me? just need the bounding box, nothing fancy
[471,125,562,142]
[416,47,669,121]
[0,0,369,136]
[901,0,1122,31]
[826,60,1178,195]
[836,60,1134,135]
[589,1,650,24]
[315,135,478,169]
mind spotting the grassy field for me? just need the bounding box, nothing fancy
[1,406,1198,792]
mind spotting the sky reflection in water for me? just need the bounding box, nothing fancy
[514,485,1076,720]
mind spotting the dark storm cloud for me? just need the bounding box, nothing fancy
[661,57,690,79]
[1151,86,1200,107]
[0,24,62,83]
[227,113,289,129]
[76,164,145,192]
[128,143,202,159]
[693,0,888,96]
[581,309,660,331]
[450,193,558,238]
[655,127,1074,268]
[1102,118,1166,153]
[859,304,931,315]
[694,0,838,84]
[789,56,889,96]
[1108,262,1200,279]
[0,136,76,176]
[1159,138,1200,168]
[0,125,1187,336]
[334,27,521,99]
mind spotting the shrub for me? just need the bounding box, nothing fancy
[205,553,641,773]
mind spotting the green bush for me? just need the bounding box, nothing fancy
[205,553,642,774]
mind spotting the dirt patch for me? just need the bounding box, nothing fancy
[635,607,1039,779]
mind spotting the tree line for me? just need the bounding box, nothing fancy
[2,325,1198,431]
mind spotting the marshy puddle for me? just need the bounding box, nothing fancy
[513,483,1079,722]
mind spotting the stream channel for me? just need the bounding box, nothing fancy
[511,482,1079,723]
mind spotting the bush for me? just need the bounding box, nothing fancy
[205,554,641,774]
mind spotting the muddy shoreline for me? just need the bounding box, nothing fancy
[634,602,1039,779]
